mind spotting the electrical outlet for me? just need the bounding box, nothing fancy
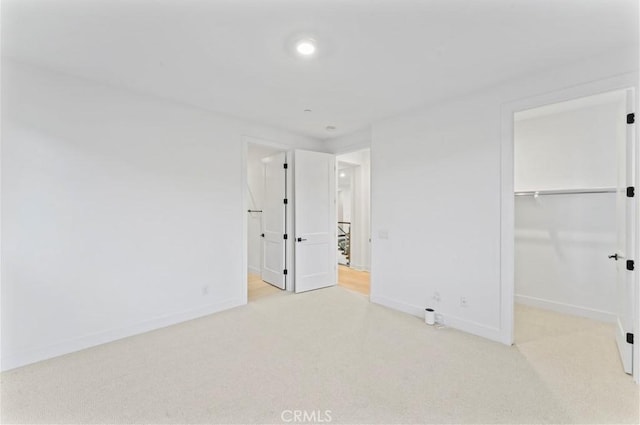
[432,292,441,303]
[460,296,468,307]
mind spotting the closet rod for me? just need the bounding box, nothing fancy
[514,187,616,197]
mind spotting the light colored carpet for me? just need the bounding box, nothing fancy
[1,287,638,424]
[514,304,638,424]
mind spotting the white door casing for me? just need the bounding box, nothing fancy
[614,89,636,375]
[294,150,337,293]
[500,75,640,383]
[261,152,287,290]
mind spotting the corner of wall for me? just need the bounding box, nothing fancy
[324,128,372,154]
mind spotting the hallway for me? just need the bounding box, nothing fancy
[338,265,370,295]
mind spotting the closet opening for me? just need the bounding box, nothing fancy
[246,141,290,302]
[513,89,635,382]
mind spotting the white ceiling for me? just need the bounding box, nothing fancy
[2,0,638,140]
[515,89,628,121]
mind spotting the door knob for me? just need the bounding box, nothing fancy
[608,253,619,260]
[297,237,307,242]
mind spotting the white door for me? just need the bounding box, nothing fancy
[294,150,337,293]
[613,89,636,375]
[261,152,287,290]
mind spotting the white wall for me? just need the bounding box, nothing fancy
[338,188,352,222]
[1,61,320,370]
[515,193,617,321]
[370,47,638,341]
[515,98,624,191]
[514,96,625,321]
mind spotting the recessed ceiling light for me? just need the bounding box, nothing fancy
[326,125,336,132]
[340,172,346,178]
[295,39,317,56]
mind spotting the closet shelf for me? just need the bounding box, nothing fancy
[514,187,616,196]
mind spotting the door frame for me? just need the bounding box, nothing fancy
[499,73,640,383]
[242,136,294,304]
[333,146,372,296]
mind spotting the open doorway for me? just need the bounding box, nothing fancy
[244,144,339,299]
[512,90,635,381]
[246,142,289,302]
[336,149,371,296]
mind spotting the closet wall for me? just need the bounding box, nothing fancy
[514,92,626,321]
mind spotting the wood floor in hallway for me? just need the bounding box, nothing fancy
[338,265,370,295]
[247,272,283,302]
[249,265,370,298]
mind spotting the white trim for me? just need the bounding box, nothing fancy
[0,46,3,373]
[632,82,640,384]
[2,297,243,371]
[285,150,294,292]
[636,82,640,384]
[439,314,503,343]
[349,264,371,272]
[243,135,291,151]
[334,146,372,297]
[500,101,515,346]
[371,295,503,342]
[370,295,423,317]
[241,138,249,305]
[324,128,372,155]
[248,265,261,275]
[515,295,616,323]
[500,72,640,381]
[330,140,371,156]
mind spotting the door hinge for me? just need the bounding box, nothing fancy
[627,260,635,271]
[627,113,635,124]
[283,269,288,275]
[283,163,288,169]
[627,186,635,198]
[283,198,288,204]
[283,234,288,240]
[627,333,634,344]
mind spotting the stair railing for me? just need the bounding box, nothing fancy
[337,221,351,266]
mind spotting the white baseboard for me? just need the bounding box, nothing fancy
[371,294,425,317]
[515,294,616,323]
[349,264,370,272]
[2,297,244,371]
[370,295,503,343]
[248,265,261,274]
